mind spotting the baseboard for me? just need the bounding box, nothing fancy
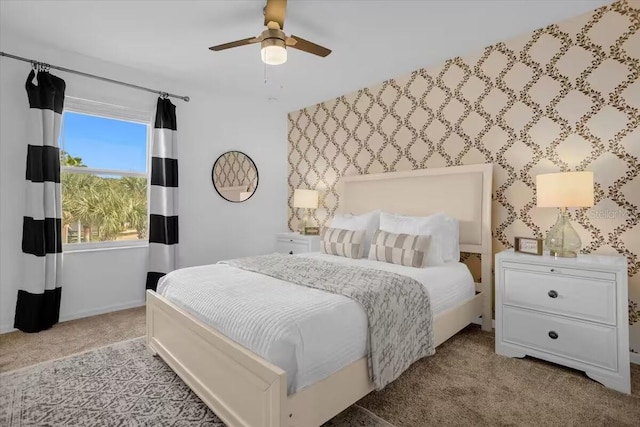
[0,323,16,334]
[58,300,145,323]
[471,317,496,329]
[0,299,145,334]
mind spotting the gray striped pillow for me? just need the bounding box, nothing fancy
[368,230,431,268]
[320,227,366,259]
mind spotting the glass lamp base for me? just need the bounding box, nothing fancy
[298,211,310,234]
[549,248,578,258]
[545,210,581,258]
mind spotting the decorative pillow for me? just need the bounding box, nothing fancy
[330,210,380,257]
[368,230,431,268]
[320,227,366,259]
[380,212,460,265]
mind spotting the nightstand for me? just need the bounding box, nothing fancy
[275,232,320,255]
[495,249,630,394]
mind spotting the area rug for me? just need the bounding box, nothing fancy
[0,337,393,426]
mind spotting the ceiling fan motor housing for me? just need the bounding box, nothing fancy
[261,29,286,49]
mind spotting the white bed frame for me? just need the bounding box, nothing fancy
[146,163,493,427]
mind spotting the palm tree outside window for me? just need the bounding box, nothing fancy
[59,98,151,250]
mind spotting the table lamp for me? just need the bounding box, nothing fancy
[536,171,594,258]
[293,189,318,234]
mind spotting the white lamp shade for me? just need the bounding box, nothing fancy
[261,45,287,65]
[293,189,318,209]
[536,171,594,208]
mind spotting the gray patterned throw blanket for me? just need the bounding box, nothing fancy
[223,253,435,389]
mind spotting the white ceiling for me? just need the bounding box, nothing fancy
[0,0,610,110]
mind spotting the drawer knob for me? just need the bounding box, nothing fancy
[289,251,293,255]
[548,331,559,340]
[548,290,558,298]
[550,268,555,272]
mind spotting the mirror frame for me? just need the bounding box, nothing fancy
[211,151,259,203]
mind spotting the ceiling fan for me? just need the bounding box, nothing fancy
[209,0,331,65]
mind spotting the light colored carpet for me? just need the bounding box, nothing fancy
[0,337,391,427]
[358,325,640,427]
[0,306,146,372]
[2,307,638,426]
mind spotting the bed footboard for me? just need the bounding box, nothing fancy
[146,290,287,427]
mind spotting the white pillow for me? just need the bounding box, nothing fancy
[379,212,460,265]
[331,210,380,257]
[436,214,460,262]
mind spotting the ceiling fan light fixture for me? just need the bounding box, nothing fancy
[261,38,287,65]
[208,0,332,64]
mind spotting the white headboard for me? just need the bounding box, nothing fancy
[337,163,493,330]
[338,163,492,256]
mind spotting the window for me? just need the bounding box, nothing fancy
[60,98,152,250]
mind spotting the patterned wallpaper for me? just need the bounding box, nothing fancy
[287,1,640,352]
[212,151,258,190]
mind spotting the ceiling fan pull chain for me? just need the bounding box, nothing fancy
[264,61,268,85]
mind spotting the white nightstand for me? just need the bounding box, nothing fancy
[275,232,320,255]
[495,249,630,394]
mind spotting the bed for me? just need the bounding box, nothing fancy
[146,163,493,427]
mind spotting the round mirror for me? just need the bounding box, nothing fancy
[211,151,259,202]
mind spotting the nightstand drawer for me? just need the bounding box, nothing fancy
[502,306,618,371]
[501,261,615,281]
[275,233,320,254]
[503,268,616,324]
[275,239,309,254]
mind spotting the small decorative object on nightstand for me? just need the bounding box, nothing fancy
[275,232,320,255]
[495,249,630,394]
[514,237,543,255]
[304,226,319,235]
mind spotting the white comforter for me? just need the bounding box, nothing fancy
[157,253,474,393]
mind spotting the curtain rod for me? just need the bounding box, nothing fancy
[0,51,190,102]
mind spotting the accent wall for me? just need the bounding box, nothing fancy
[287,0,640,353]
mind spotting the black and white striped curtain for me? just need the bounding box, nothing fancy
[14,70,66,333]
[146,98,178,290]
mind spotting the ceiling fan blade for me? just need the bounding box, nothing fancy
[209,37,260,51]
[264,0,287,29]
[286,35,332,57]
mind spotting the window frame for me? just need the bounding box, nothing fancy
[60,97,153,252]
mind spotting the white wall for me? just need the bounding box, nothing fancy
[177,94,288,268]
[0,35,288,332]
